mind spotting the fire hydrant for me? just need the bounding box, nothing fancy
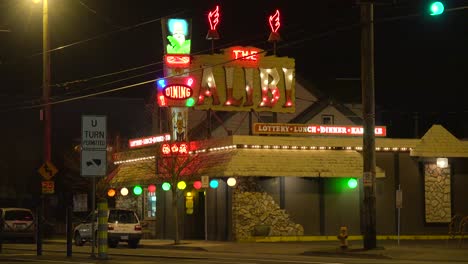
[337,226,348,249]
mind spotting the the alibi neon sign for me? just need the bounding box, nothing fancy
[185,46,295,113]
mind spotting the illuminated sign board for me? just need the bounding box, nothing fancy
[163,84,193,100]
[156,77,195,107]
[165,55,191,67]
[129,133,171,148]
[189,46,295,113]
[252,123,387,137]
[162,18,192,55]
[161,142,189,155]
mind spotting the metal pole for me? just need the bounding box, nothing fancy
[38,0,50,256]
[42,0,51,164]
[204,189,208,241]
[36,205,42,256]
[397,185,401,246]
[66,206,72,257]
[91,176,96,258]
[361,1,377,250]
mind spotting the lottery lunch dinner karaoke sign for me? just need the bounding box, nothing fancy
[128,133,171,149]
[253,123,387,137]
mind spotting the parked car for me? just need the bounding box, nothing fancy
[73,208,142,248]
[0,208,35,242]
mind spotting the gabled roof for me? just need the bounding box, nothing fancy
[197,148,385,178]
[410,124,468,157]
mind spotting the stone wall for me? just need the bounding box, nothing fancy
[232,177,304,240]
[424,163,451,223]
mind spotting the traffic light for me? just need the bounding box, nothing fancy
[429,1,444,16]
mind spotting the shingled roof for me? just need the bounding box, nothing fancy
[410,124,468,157]
[197,148,385,178]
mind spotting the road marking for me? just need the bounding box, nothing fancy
[0,257,95,264]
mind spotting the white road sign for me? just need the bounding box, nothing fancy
[81,115,107,150]
[81,150,107,176]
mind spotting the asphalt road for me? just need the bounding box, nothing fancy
[0,243,463,264]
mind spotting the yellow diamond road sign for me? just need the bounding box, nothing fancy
[38,161,58,180]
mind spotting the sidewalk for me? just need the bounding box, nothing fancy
[44,237,468,262]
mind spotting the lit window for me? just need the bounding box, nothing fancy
[146,190,157,218]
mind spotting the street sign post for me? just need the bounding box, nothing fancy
[81,116,107,150]
[81,150,107,176]
[38,161,58,181]
[81,115,107,258]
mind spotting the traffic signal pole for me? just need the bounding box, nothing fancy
[360,1,377,250]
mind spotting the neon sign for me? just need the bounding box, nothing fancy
[253,123,387,137]
[208,6,220,31]
[189,46,295,112]
[129,133,171,148]
[269,10,280,33]
[157,77,195,107]
[206,5,220,40]
[162,18,192,54]
[232,48,259,61]
[163,85,193,100]
[161,142,189,155]
[165,55,191,67]
[268,10,281,42]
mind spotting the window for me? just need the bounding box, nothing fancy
[5,210,33,221]
[146,191,157,218]
[322,115,334,125]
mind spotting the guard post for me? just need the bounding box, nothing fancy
[97,200,108,260]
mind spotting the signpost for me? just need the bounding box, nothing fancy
[38,161,58,194]
[201,175,209,241]
[81,115,107,258]
[396,185,403,245]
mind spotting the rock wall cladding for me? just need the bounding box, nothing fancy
[232,177,304,240]
[424,163,451,223]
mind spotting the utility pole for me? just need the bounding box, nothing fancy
[360,1,377,250]
[42,0,51,164]
[37,0,50,256]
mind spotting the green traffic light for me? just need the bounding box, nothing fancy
[429,1,444,16]
[347,178,358,189]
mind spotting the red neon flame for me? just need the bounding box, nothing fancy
[208,6,220,30]
[269,10,280,33]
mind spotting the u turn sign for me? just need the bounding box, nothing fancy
[81,115,107,177]
[81,115,107,150]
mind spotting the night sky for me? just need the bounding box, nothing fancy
[0,0,467,138]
